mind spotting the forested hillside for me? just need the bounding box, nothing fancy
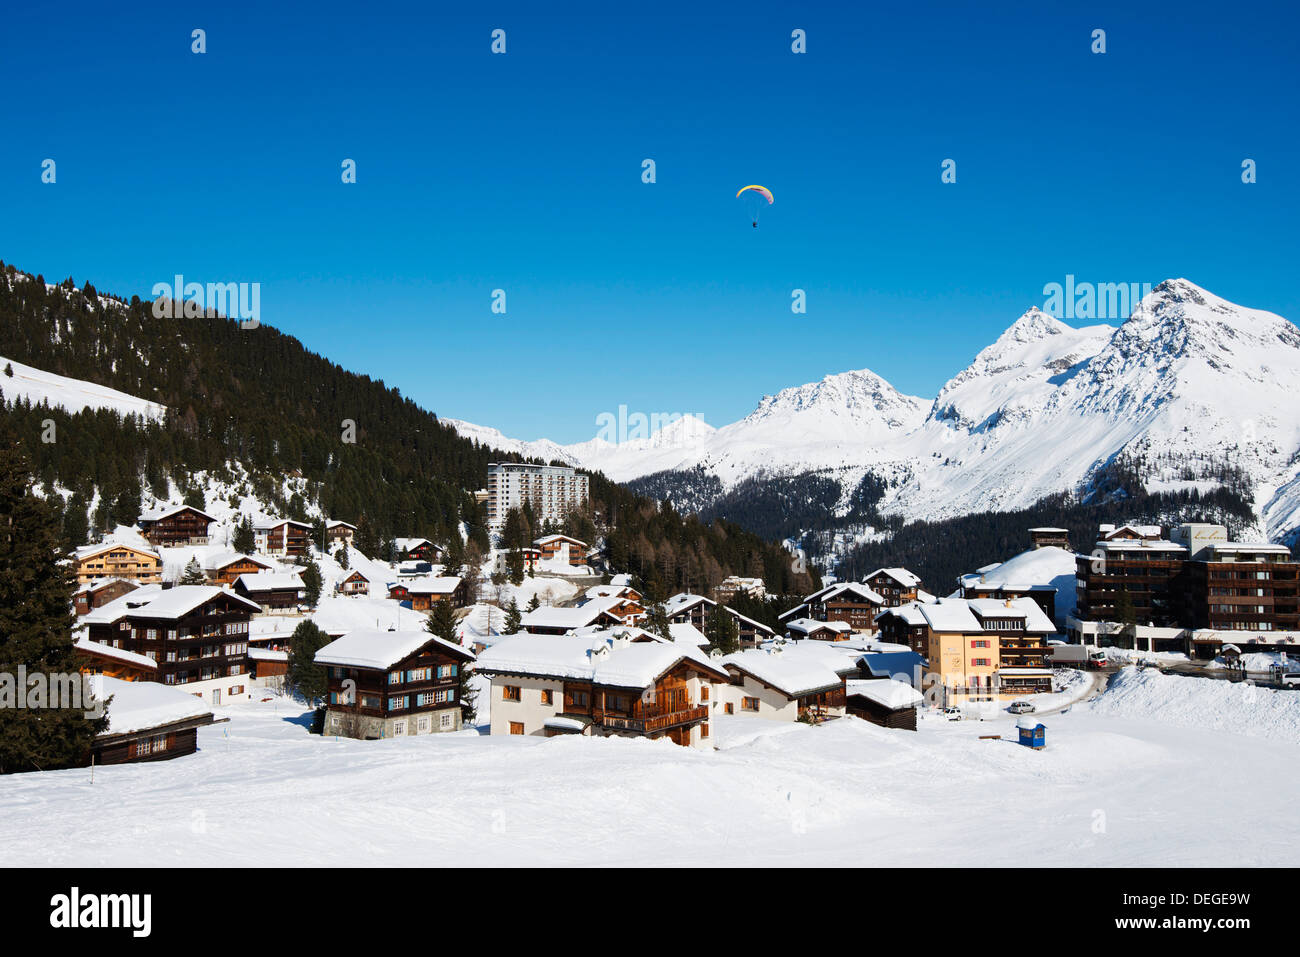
[0,263,815,596]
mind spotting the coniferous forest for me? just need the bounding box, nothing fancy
[0,264,814,595]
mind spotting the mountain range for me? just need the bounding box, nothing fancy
[450,279,1300,546]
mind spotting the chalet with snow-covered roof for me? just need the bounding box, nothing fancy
[73,578,139,616]
[325,520,357,547]
[578,590,644,625]
[1028,527,1071,550]
[845,678,922,731]
[663,593,775,647]
[394,538,441,562]
[387,576,467,611]
[714,576,766,601]
[73,542,163,585]
[75,637,158,682]
[316,629,475,739]
[254,519,311,559]
[475,629,729,747]
[863,568,923,607]
[336,570,370,596]
[234,571,306,610]
[785,618,854,641]
[82,585,260,705]
[137,504,217,547]
[533,534,587,566]
[204,552,274,586]
[717,643,851,723]
[88,675,216,766]
[520,601,628,635]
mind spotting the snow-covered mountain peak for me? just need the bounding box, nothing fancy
[744,368,927,433]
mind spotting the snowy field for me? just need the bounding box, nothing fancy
[2,667,1297,867]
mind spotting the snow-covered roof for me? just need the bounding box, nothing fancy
[83,584,260,623]
[664,592,714,616]
[394,537,436,551]
[74,541,160,561]
[476,632,722,688]
[819,582,886,605]
[254,518,311,531]
[204,551,272,572]
[786,617,853,637]
[395,575,462,595]
[721,646,844,698]
[75,638,157,671]
[521,602,623,632]
[846,678,923,710]
[235,572,305,592]
[668,622,709,648]
[326,520,357,531]
[91,675,212,737]
[138,504,217,523]
[534,534,587,547]
[315,629,473,670]
[867,567,922,588]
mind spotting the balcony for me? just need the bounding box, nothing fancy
[596,705,709,734]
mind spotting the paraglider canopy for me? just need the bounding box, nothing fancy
[736,184,773,227]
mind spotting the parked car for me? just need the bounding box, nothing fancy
[1008,701,1036,714]
[1282,673,1300,688]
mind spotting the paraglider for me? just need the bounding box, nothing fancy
[736,184,773,227]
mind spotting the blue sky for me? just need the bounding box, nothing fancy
[2,0,1297,442]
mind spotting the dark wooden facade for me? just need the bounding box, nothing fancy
[139,506,215,546]
[208,555,272,586]
[74,579,139,616]
[86,591,254,691]
[91,714,215,765]
[846,693,917,731]
[324,639,473,736]
[388,579,468,611]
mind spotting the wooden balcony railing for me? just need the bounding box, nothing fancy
[598,705,709,734]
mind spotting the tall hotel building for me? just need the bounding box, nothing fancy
[486,463,589,530]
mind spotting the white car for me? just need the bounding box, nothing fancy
[1282,673,1300,688]
[1008,701,1036,714]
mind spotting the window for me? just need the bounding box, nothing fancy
[970,639,990,649]
[725,702,734,714]
[440,712,454,729]
[701,723,710,738]
[742,697,759,712]
[972,658,991,667]
[509,721,525,735]
[393,721,405,736]
[540,688,553,705]
[502,685,521,701]
[418,716,430,732]
[700,685,710,701]
[437,664,457,678]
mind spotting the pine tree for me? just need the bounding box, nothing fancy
[301,559,323,606]
[335,544,349,570]
[180,556,206,585]
[425,602,476,724]
[61,491,89,548]
[3,363,11,377]
[506,547,524,585]
[705,604,740,654]
[286,620,330,703]
[0,429,107,773]
[644,600,672,642]
[526,593,540,613]
[232,515,255,554]
[504,598,522,634]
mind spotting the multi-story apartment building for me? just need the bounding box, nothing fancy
[316,629,474,739]
[82,584,259,705]
[876,596,1055,704]
[254,519,311,559]
[1075,523,1300,636]
[72,542,163,584]
[486,463,589,530]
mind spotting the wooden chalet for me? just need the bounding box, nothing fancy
[863,568,923,607]
[205,552,274,586]
[75,637,158,682]
[73,579,139,616]
[394,538,440,562]
[83,585,260,705]
[664,593,775,647]
[388,576,467,611]
[336,570,370,596]
[717,644,850,723]
[73,542,163,585]
[317,630,475,739]
[88,675,216,765]
[234,571,306,610]
[137,505,216,547]
[476,631,729,747]
[845,679,922,731]
[254,519,312,559]
[533,534,587,566]
[325,520,357,547]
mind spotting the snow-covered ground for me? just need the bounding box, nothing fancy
[0,354,166,422]
[3,667,1297,867]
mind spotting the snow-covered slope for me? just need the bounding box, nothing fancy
[0,354,166,422]
[451,279,1300,540]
